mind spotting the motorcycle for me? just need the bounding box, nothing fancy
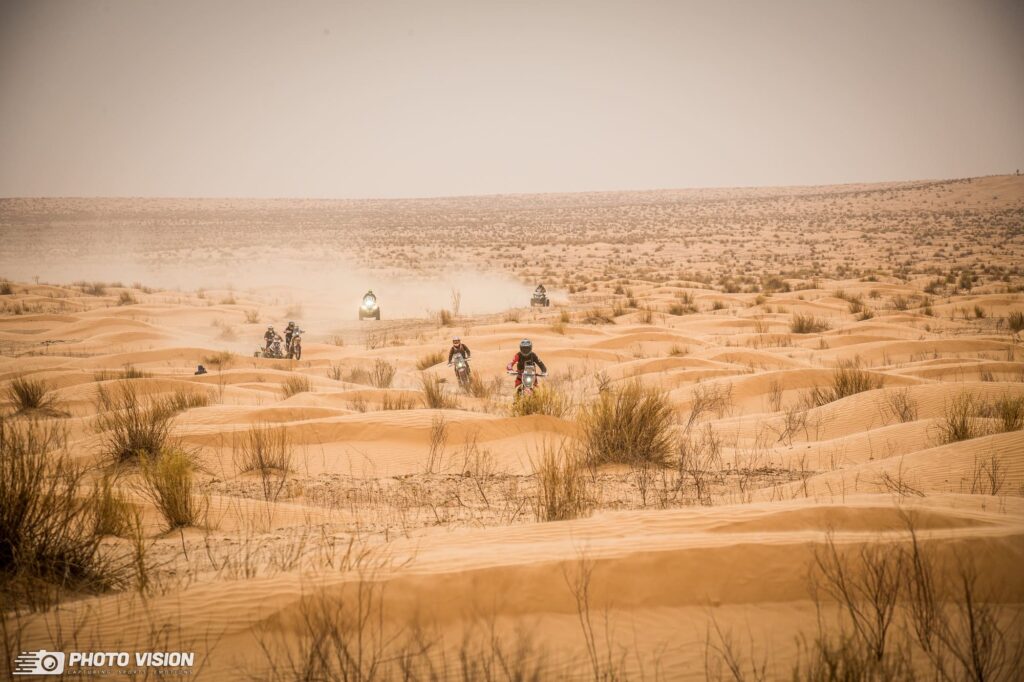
[255,337,285,359]
[450,351,471,390]
[508,361,546,397]
[287,330,303,360]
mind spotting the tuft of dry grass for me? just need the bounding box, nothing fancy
[137,449,203,530]
[420,373,459,409]
[579,381,675,466]
[790,314,831,334]
[884,388,919,423]
[510,385,572,418]
[416,350,444,370]
[533,441,591,522]
[280,375,312,398]
[93,383,177,465]
[234,424,292,503]
[235,424,292,474]
[806,361,884,407]
[1008,311,1024,336]
[370,359,396,388]
[1,417,130,605]
[977,394,1024,433]
[937,392,980,444]
[6,376,64,416]
[381,392,417,410]
[90,472,135,538]
[117,290,138,306]
[203,350,234,370]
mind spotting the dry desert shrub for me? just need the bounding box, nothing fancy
[437,308,454,326]
[790,314,831,334]
[579,381,675,466]
[790,520,1024,682]
[0,417,131,606]
[244,309,260,323]
[884,388,919,423]
[203,350,234,369]
[416,350,444,370]
[94,365,151,381]
[976,394,1024,433]
[234,424,292,503]
[425,415,448,474]
[93,383,177,465]
[937,392,982,444]
[582,308,614,324]
[510,384,571,418]
[90,472,135,538]
[685,381,733,431]
[280,375,312,398]
[381,392,417,410]
[677,425,723,505]
[1008,311,1024,336]
[137,449,203,530]
[806,360,884,407]
[117,290,138,305]
[5,376,64,416]
[467,372,501,400]
[235,424,292,475]
[420,373,458,409]
[370,359,396,388]
[533,440,591,522]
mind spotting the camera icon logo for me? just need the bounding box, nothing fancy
[13,649,66,675]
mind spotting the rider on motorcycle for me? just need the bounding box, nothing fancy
[506,338,547,390]
[284,321,297,351]
[264,325,281,350]
[447,336,471,364]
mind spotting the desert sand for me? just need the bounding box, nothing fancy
[1,175,1023,679]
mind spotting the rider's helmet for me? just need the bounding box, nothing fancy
[287,321,295,328]
[519,339,532,355]
[452,336,461,346]
[267,325,274,331]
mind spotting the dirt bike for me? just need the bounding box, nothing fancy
[255,337,285,359]
[509,361,546,397]
[287,331,303,360]
[450,352,471,390]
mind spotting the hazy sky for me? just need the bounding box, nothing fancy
[1,0,1022,198]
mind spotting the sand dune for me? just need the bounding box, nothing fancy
[3,176,1023,679]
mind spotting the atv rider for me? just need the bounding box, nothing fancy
[535,284,547,296]
[264,325,281,351]
[506,338,547,392]
[447,336,471,365]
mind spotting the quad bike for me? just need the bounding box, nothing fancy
[530,290,550,307]
[450,352,471,390]
[255,337,285,359]
[287,330,303,361]
[359,292,381,320]
[509,361,546,398]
